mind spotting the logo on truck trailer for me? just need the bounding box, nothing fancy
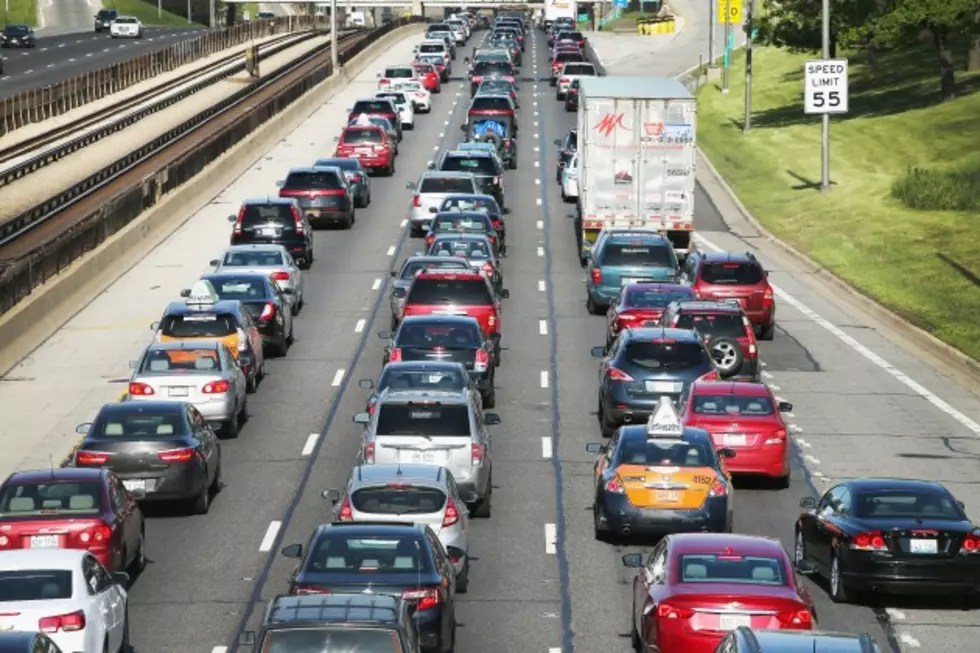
[595,112,629,137]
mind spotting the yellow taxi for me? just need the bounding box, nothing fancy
[586,397,736,540]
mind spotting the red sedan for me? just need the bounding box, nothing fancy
[624,533,813,653]
[681,380,794,488]
[0,468,145,573]
[604,282,695,349]
[412,62,442,93]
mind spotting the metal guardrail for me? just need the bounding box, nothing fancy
[0,17,424,317]
[0,16,326,137]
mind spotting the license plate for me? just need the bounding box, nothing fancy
[168,387,188,397]
[910,539,937,554]
[29,535,59,548]
[411,451,438,463]
[720,614,751,630]
[356,148,373,154]
[645,381,677,393]
[722,434,747,446]
[123,480,146,492]
[655,490,679,502]
[642,321,659,327]
[259,227,280,237]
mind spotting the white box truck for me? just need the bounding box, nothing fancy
[545,0,578,27]
[574,76,697,266]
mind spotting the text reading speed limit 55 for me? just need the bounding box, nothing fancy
[803,58,849,115]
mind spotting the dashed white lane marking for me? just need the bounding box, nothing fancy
[886,608,907,621]
[538,280,547,292]
[534,146,540,152]
[534,161,540,167]
[386,245,396,256]
[549,649,561,653]
[354,319,366,333]
[898,633,921,648]
[540,370,549,388]
[331,369,345,387]
[443,120,450,126]
[68,57,75,62]
[439,132,445,138]
[23,69,32,74]
[813,470,827,478]
[804,454,820,465]
[536,220,544,229]
[539,320,548,335]
[534,121,539,127]
[258,521,282,552]
[371,278,382,291]
[301,433,319,456]
[542,437,553,459]
[535,178,541,185]
[431,145,439,151]
[544,523,557,554]
[537,246,544,257]
[796,438,812,448]
[769,384,781,391]
[533,132,539,139]
[536,198,542,206]
[46,64,54,68]
[695,233,980,438]
[211,647,228,653]
[789,424,802,433]
[399,219,407,228]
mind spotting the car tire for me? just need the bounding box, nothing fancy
[129,526,146,575]
[120,608,130,653]
[710,337,744,377]
[829,551,851,603]
[246,374,257,394]
[586,295,604,315]
[774,471,791,489]
[472,484,491,518]
[341,212,353,230]
[630,607,642,651]
[482,385,496,409]
[456,561,470,594]
[211,456,223,496]
[593,502,608,542]
[223,414,240,439]
[192,480,211,515]
[760,321,776,341]
[508,156,517,170]
[356,193,367,209]
[271,334,288,358]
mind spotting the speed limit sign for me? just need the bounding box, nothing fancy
[717,0,742,23]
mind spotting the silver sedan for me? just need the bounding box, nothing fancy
[209,244,304,313]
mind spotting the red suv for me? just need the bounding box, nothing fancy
[681,250,776,340]
[401,272,508,363]
[334,125,395,177]
[659,299,761,380]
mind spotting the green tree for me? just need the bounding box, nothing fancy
[755,0,879,57]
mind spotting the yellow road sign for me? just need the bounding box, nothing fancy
[718,0,742,24]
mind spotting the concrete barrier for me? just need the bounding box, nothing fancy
[0,23,426,377]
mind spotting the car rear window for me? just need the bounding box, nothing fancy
[376,404,471,436]
[853,489,963,520]
[90,411,185,439]
[470,97,512,113]
[384,67,413,78]
[282,172,343,191]
[700,262,764,285]
[0,482,103,516]
[0,570,72,601]
[432,215,491,234]
[693,394,775,416]
[352,100,394,114]
[419,56,443,66]
[428,239,491,259]
[626,289,694,308]
[223,250,284,266]
[397,321,482,348]
[378,367,466,393]
[441,156,497,174]
[262,628,400,653]
[407,278,493,305]
[623,341,709,370]
[210,277,272,302]
[563,63,595,75]
[479,81,513,94]
[473,61,512,75]
[160,312,237,338]
[316,158,359,171]
[674,313,745,338]
[419,178,475,194]
[562,31,584,40]
[240,204,293,229]
[555,52,585,63]
[619,438,714,467]
[440,196,498,213]
[475,53,509,63]
[139,348,222,375]
[342,128,383,144]
[419,43,444,53]
[679,554,786,586]
[399,259,468,279]
[414,63,436,73]
[377,92,407,104]
[352,486,447,515]
[599,242,674,267]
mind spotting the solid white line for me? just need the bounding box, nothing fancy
[371,278,382,291]
[301,433,318,456]
[331,369,345,387]
[796,437,812,448]
[258,521,281,552]
[211,647,228,653]
[534,161,540,168]
[539,320,548,335]
[400,219,407,228]
[537,246,544,257]
[694,233,980,437]
[536,198,543,206]
[534,132,540,139]
[534,146,540,152]
[542,437,553,459]
[898,633,921,648]
[544,523,557,554]
[549,649,561,653]
[439,132,445,138]
[885,608,906,621]
[535,178,541,186]
[354,319,366,333]
[540,370,549,388]
[538,280,547,292]
[804,454,820,465]
[386,245,396,256]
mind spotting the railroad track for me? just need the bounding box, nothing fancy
[0,30,371,257]
[0,31,319,192]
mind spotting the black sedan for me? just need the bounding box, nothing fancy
[1,25,35,48]
[73,401,222,514]
[794,477,980,603]
[313,157,372,208]
[202,272,294,357]
[281,522,463,653]
[378,315,496,407]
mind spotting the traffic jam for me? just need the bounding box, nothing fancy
[0,8,977,653]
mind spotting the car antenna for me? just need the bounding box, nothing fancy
[415,539,422,592]
[396,460,403,475]
[49,453,56,478]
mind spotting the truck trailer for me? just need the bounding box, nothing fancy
[574,76,696,266]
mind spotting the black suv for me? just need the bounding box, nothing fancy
[228,197,314,269]
[430,150,505,207]
[94,9,119,32]
[239,593,421,653]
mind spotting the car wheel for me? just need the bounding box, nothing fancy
[586,295,604,315]
[129,527,146,575]
[456,561,470,594]
[210,456,223,495]
[192,480,211,515]
[630,604,642,651]
[120,607,130,653]
[472,484,491,518]
[342,212,353,229]
[710,337,744,377]
[223,413,240,439]
[508,156,517,170]
[829,551,851,603]
[482,384,496,409]
[760,321,776,341]
[271,335,288,358]
[593,501,608,541]
[237,396,249,426]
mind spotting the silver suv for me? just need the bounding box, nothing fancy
[324,463,472,592]
[353,388,498,517]
[406,171,480,236]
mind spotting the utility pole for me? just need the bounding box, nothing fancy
[708,0,715,65]
[186,0,191,25]
[742,0,754,131]
[721,0,730,93]
[820,0,830,192]
[330,0,339,72]
[157,0,162,20]
[209,0,215,27]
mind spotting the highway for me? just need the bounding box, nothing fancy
[0,12,979,653]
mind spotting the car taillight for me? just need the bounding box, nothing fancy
[380,79,390,85]
[764,286,774,305]
[338,495,354,521]
[708,479,728,497]
[851,531,888,551]
[487,313,497,328]
[39,610,86,634]
[776,608,813,627]
[605,476,625,493]
[559,77,569,84]
[352,174,362,183]
[203,380,230,394]
[413,195,422,207]
[271,271,290,281]
[443,497,461,527]
[482,262,494,276]
[492,176,500,184]
[471,443,486,466]
[504,139,512,147]
[402,587,441,611]
[389,348,403,362]
[291,207,305,235]
[292,584,330,595]
[76,524,111,547]
[259,302,276,321]
[362,442,375,464]
[606,367,633,382]
[657,604,694,620]
[474,349,490,372]
[426,235,435,247]
[764,429,787,445]
[960,534,980,554]
[492,219,503,230]
[128,381,154,396]
[158,447,195,463]
[699,370,720,381]
[591,268,602,285]
[75,451,111,466]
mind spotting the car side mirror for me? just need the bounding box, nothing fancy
[227,214,236,223]
[149,322,160,330]
[957,500,966,509]
[322,489,341,503]
[585,442,603,453]
[464,56,470,63]
[406,181,418,190]
[377,330,392,339]
[358,379,375,389]
[76,423,92,434]
[503,208,512,215]
[275,180,283,187]
[590,346,605,358]
[353,412,370,424]
[209,258,221,267]
[718,448,736,459]
[333,136,340,141]
[376,72,381,77]
[111,571,129,586]
[799,496,817,509]
[582,250,591,259]
[500,289,509,299]
[765,269,771,277]
[426,161,436,169]
[238,632,256,646]
[622,553,643,568]
[484,413,501,425]
[778,401,793,412]
[280,543,303,559]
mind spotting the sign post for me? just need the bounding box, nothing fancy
[802,0,848,192]
[718,0,741,94]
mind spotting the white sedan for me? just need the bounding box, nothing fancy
[561,151,579,202]
[392,80,432,113]
[109,16,143,38]
[0,549,129,653]
[375,90,415,130]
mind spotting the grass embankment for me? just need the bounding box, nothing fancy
[102,0,204,27]
[697,45,980,360]
[2,0,37,26]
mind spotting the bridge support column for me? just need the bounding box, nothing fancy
[413,0,424,17]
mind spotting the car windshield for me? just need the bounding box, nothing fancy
[396,322,481,348]
[343,128,383,144]
[419,178,475,193]
[384,68,413,78]
[674,313,745,339]
[377,93,407,104]
[619,438,714,467]
[352,486,448,515]
[379,368,466,393]
[678,554,786,585]
[282,172,343,190]
[352,100,394,114]
[139,349,223,375]
[429,239,491,260]
[0,482,103,517]
[599,242,674,267]
[561,31,584,40]
[160,313,236,338]
[440,196,499,214]
[441,156,497,175]
[625,289,694,308]
[90,410,185,439]
[0,570,72,601]
[623,341,709,370]
[419,43,444,53]
[309,534,433,573]
[701,262,764,285]
[470,97,512,112]
[376,404,471,436]
[407,278,492,305]
[210,277,272,301]
[4,26,28,34]
[262,627,400,653]
[223,251,284,267]
[692,395,775,416]
[563,63,595,75]
[854,489,964,520]
[473,61,512,75]
[240,204,293,229]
